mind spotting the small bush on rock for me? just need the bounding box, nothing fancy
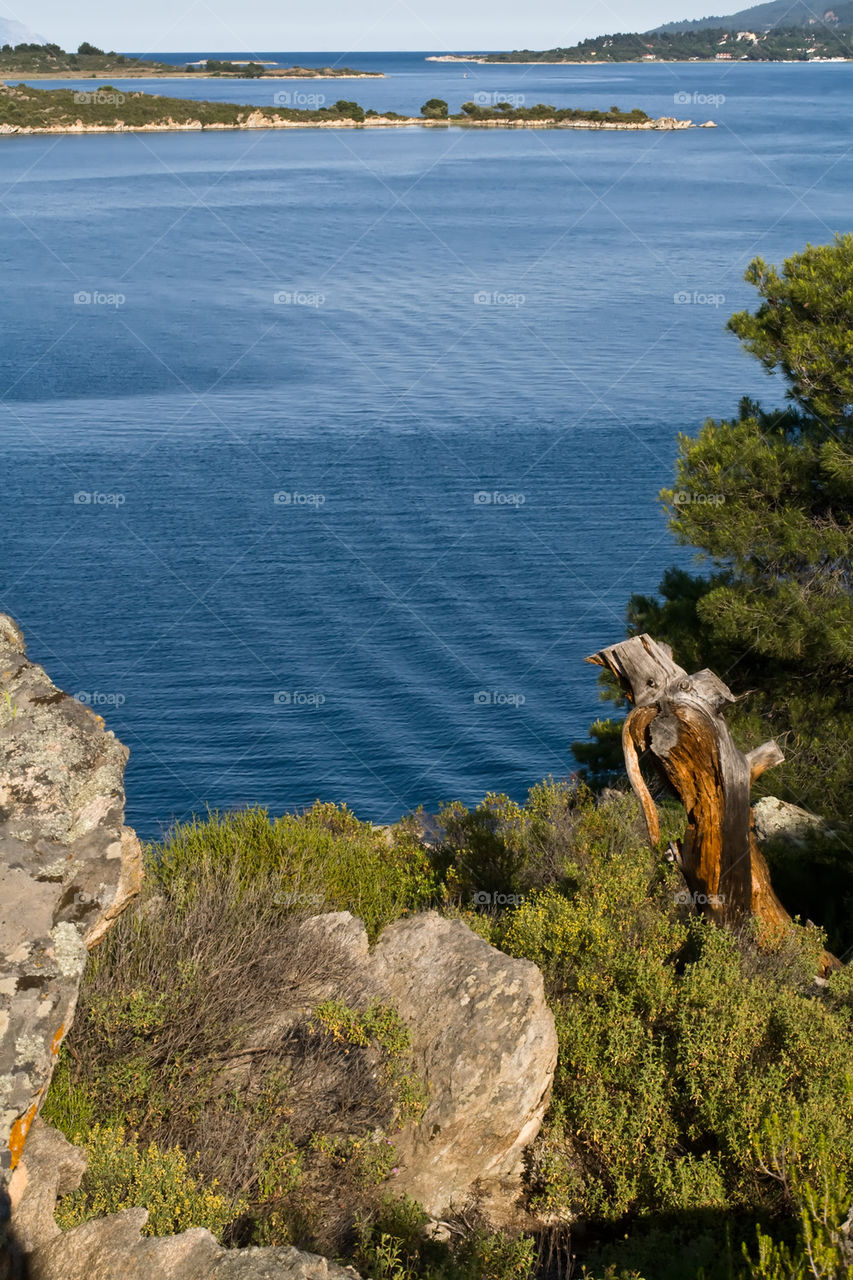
[54,1123,240,1238]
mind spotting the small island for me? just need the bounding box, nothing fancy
[186,59,382,78]
[0,41,383,79]
[0,84,717,134]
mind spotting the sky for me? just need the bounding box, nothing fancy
[7,0,745,54]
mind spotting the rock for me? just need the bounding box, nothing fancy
[597,787,630,807]
[258,910,557,1218]
[296,911,369,964]
[7,1119,86,1253]
[841,1205,853,1265]
[31,1219,361,1279]
[9,1120,361,1280]
[753,796,825,845]
[30,1209,221,1280]
[367,911,557,1217]
[0,616,143,1177]
[210,1246,361,1278]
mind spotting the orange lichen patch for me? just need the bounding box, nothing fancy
[7,1025,66,1170]
[9,1102,38,1171]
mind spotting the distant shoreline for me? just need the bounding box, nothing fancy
[1,70,386,80]
[426,54,853,65]
[0,115,714,137]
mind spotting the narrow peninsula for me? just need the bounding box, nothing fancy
[0,41,383,79]
[0,84,717,134]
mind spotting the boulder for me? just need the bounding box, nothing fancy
[367,911,558,1217]
[254,910,557,1218]
[10,1120,361,1280]
[752,796,825,845]
[31,1213,361,1279]
[0,615,143,1176]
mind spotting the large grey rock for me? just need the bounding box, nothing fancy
[211,1246,360,1278]
[32,1220,360,1280]
[0,616,143,1176]
[30,1209,220,1280]
[244,910,557,1219]
[753,796,825,845]
[367,911,558,1217]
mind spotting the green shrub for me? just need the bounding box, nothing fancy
[54,1124,240,1238]
[354,1195,537,1280]
[436,781,853,1276]
[744,1115,853,1278]
[150,800,438,936]
[421,98,448,118]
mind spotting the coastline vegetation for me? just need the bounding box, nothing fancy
[482,25,853,62]
[0,40,177,76]
[42,787,853,1278]
[575,236,853,965]
[0,41,381,79]
[0,83,660,133]
[457,100,650,123]
[0,83,377,129]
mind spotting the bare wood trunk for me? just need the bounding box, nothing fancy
[587,634,839,974]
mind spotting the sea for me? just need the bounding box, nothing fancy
[1,53,851,839]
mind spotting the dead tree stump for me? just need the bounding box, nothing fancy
[587,634,838,972]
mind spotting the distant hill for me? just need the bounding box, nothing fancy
[481,22,853,62]
[654,0,853,34]
[0,18,46,46]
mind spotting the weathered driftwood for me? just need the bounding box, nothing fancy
[587,634,838,972]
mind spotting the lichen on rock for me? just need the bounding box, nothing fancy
[0,615,142,1178]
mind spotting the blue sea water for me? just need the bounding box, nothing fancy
[2,56,851,839]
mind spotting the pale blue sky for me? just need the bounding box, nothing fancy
[9,0,742,53]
